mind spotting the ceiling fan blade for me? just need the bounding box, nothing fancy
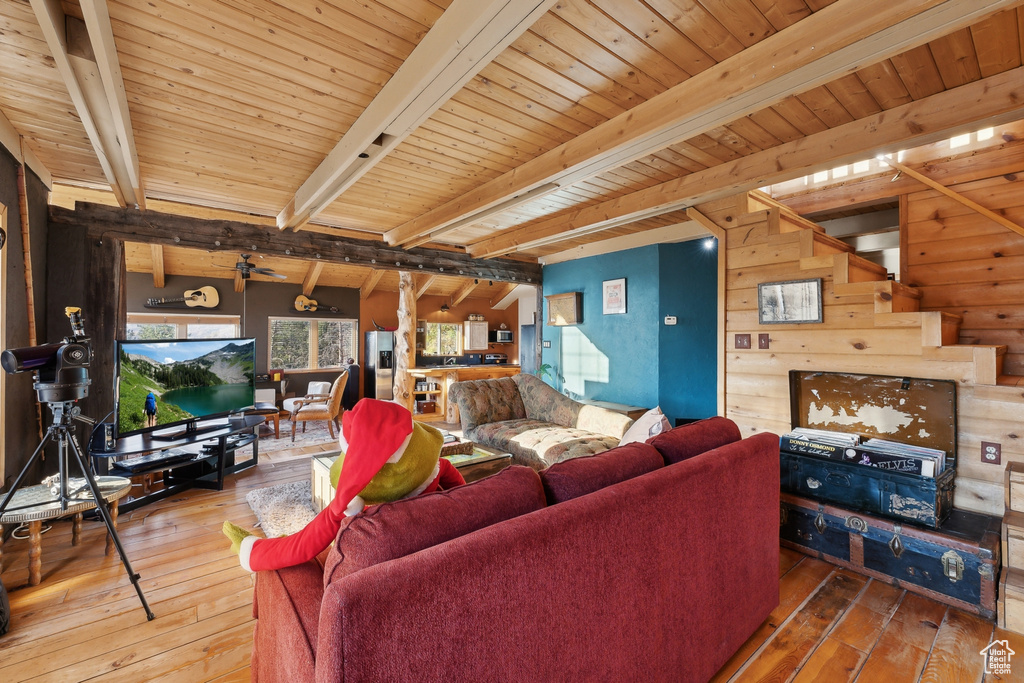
[265,272,288,280]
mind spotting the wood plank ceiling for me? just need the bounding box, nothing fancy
[2,0,1024,296]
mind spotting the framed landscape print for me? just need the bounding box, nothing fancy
[603,278,626,315]
[758,278,822,324]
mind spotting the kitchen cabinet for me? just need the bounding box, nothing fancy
[463,321,488,351]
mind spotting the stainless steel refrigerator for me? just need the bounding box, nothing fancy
[364,331,394,400]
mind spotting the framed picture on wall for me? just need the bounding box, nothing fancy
[603,278,627,315]
[758,278,823,324]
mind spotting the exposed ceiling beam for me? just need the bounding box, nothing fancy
[0,109,52,188]
[78,0,144,209]
[489,282,517,307]
[29,0,141,207]
[51,202,543,285]
[276,0,558,231]
[450,280,478,308]
[360,270,384,300]
[473,66,1024,258]
[538,222,707,265]
[302,262,324,296]
[875,156,1024,239]
[150,244,164,288]
[415,274,437,299]
[386,0,1016,248]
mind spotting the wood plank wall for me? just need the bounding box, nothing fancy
[904,172,1024,375]
[701,193,1024,517]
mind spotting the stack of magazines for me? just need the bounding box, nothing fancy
[780,427,946,478]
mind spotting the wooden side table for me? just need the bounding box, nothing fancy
[0,476,132,585]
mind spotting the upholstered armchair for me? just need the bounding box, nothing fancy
[288,371,348,442]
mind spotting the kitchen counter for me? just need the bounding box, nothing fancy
[409,365,521,422]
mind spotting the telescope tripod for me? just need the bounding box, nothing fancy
[0,402,154,620]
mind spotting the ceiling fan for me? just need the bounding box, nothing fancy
[229,253,286,280]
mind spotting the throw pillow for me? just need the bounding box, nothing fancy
[618,406,671,445]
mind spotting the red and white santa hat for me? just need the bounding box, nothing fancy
[334,398,442,514]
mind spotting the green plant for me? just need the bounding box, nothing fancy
[536,363,554,382]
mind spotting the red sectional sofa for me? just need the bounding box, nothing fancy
[250,417,780,682]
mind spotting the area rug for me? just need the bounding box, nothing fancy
[255,420,340,455]
[245,480,317,537]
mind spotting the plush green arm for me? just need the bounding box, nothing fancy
[223,520,253,554]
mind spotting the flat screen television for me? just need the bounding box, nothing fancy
[114,338,256,439]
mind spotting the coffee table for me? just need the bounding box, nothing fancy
[309,443,513,510]
[0,475,132,585]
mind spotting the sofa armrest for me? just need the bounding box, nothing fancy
[575,404,633,439]
[252,560,325,682]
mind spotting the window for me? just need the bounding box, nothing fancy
[126,313,240,339]
[269,317,358,371]
[422,321,461,356]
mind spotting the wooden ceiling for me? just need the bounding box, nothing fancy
[3,0,1024,296]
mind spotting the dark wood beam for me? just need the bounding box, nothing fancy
[49,202,543,286]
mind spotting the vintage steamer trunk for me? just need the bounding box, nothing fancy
[780,492,999,618]
[780,371,957,528]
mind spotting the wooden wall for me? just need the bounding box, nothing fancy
[703,192,1024,517]
[904,172,1024,376]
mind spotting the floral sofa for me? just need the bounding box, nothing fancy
[448,373,635,469]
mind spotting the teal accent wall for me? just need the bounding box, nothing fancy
[542,239,717,424]
[658,240,718,421]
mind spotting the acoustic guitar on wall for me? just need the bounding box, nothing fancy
[145,286,220,309]
[295,295,339,313]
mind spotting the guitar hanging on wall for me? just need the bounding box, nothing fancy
[294,295,339,313]
[145,286,220,309]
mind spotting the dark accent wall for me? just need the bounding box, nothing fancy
[124,272,360,391]
[1,149,53,491]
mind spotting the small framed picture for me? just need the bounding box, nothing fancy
[758,278,823,324]
[603,278,627,315]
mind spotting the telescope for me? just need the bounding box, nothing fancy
[0,307,91,403]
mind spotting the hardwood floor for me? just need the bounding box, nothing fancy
[0,438,1021,682]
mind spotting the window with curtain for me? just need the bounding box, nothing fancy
[269,317,358,371]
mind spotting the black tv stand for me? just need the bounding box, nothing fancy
[149,418,224,441]
[90,415,264,511]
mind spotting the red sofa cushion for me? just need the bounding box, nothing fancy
[322,465,545,586]
[540,441,664,504]
[649,416,741,464]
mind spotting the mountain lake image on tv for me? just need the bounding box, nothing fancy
[115,338,256,437]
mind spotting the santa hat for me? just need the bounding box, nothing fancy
[333,399,443,513]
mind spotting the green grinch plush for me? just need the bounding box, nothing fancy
[224,398,464,572]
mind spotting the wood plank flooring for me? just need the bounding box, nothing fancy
[0,436,1021,682]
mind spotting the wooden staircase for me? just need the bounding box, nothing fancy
[748,191,1012,386]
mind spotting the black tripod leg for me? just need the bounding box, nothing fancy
[66,434,155,620]
[0,429,53,517]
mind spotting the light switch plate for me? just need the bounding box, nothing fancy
[758,333,770,349]
[735,334,751,349]
[543,340,551,348]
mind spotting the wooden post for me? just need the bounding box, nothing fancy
[17,165,43,442]
[394,272,416,411]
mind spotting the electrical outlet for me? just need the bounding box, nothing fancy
[758,333,770,349]
[981,441,1001,465]
[664,315,677,325]
[735,334,751,349]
